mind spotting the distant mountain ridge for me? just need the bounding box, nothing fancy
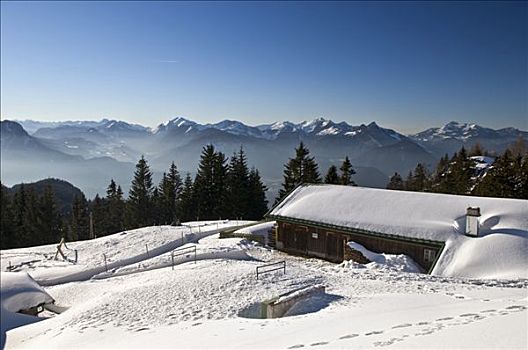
[3,118,526,199]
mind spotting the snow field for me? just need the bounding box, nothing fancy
[0,220,254,285]
[2,221,527,349]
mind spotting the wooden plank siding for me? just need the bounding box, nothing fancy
[275,220,444,273]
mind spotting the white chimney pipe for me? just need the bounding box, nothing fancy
[465,207,481,237]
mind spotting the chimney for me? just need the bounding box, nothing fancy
[465,207,481,237]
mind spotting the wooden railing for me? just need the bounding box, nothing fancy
[256,261,286,280]
[170,246,197,270]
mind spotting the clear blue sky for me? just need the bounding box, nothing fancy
[1,1,526,133]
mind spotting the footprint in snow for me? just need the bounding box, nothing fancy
[373,337,404,347]
[480,309,496,313]
[339,334,359,340]
[392,323,412,329]
[416,321,429,326]
[310,342,328,346]
[505,305,526,311]
[435,317,453,321]
[192,322,202,327]
[135,327,150,332]
[365,330,384,336]
[287,344,305,349]
[459,313,479,318]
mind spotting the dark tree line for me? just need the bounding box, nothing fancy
[276,142,357,203]
[386,139,528,200]
[1,145,269,249]
[1,183,64,249]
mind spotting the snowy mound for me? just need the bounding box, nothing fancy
[1,272,53,313]
[1,272,54,347]
[345,241,422,273]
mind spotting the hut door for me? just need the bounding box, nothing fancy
[294,227,308,253]
[326,233,344,262]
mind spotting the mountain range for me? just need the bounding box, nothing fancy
[2,117,526,200]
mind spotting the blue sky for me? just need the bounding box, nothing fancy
[1,1,526,133]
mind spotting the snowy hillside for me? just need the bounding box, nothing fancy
[1,220,527,349]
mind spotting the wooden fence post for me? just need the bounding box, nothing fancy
[103,254,108,272]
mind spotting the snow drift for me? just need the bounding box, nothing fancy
[0,272,54,347]
[346,241,422,273]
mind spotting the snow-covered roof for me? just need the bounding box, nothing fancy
[1,272,54,313]
[269,185,528,242]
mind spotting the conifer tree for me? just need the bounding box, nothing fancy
[472,149,520,198]
[431,153,450,190]
[404,170,414,191]
[193,145,228,220]
[22,188,40,245]
[126,156,154,228]
[106,180,125,234]
[157,162,183,225]
[70,193,90,241]
[386,172,404,190]
[178,173,195,222]
[324,165,340,184]
[339,156,356,186]
[407,163,430,191]
[91,194,107,237]
[0,184,16,249]
[37,185,62,244]
[276,142,321,202]
[247,168,268,220]
[225,147,251,219]
[12,184,28,247]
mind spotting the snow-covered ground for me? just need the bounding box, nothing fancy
[1,221,527,349]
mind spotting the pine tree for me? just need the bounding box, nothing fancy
[276,142,321,202]
[212,151,229,219]
[434,148,473,195]
[193,145,228,220]
[105,180,125,234]
[339,156,356,186]
[386,172,404,190]
[91,194,107,237]
[22,188,40,246]
[0,184,16,249]
[324,165,340,184]
[126,156,154,228]
[37,185,62,244]
[177,173,195,222]
[70,193,90,241]
[407,163,430,191]
[225,147,251,219]
[473,149,522,198]
[247,168,268,220]
[157,162,183,225]
[12,184,28,247]
[404,170,414,191]
[431,153,450,190]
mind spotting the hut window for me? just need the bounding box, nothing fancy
[311,232,318,239]
[424,248,436,263]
